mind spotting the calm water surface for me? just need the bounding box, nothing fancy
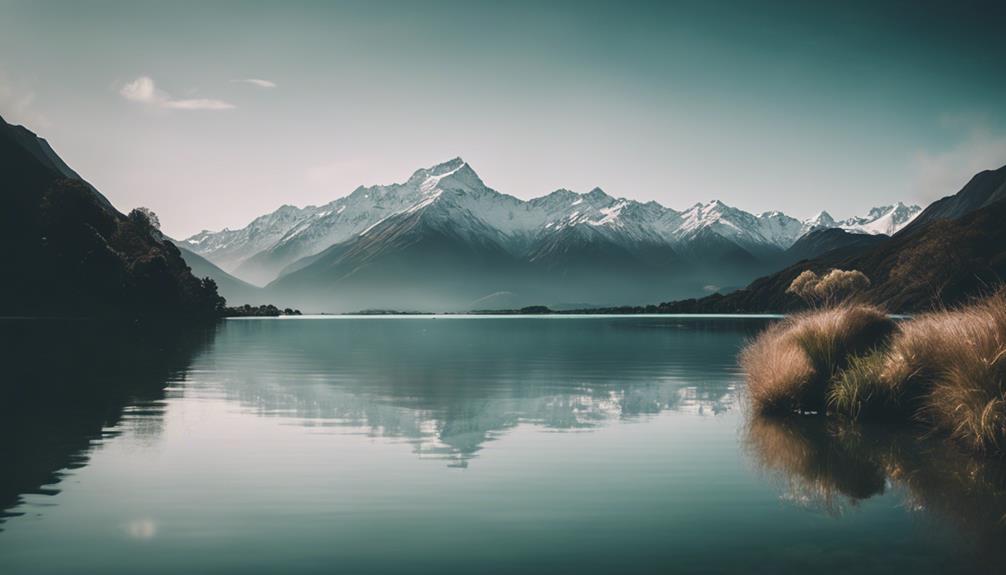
[0,317,1000,574]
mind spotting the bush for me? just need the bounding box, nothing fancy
[741,321,816,415]
[815,269,871,305]
[128,207,160,231]
[787,270,822,305]
[903,291,1006,452]
[744,289,1006,454]
[786,268,871,307]
[741,305,895,414]
[827,351,899,419]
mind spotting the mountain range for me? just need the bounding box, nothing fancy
[2,113,997,317]
[183,158,920,311]
[662,164,1006,314]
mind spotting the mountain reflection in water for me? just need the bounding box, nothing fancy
[199,317,756,464]
[2,317,1006,574]
[0,316,754,524]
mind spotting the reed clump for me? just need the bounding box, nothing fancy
[742,290,1006,454]
[741,305,894,415]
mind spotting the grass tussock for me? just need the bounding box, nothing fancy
[898,291,1006,452]
[742,290,1006,454]
[741,305,894,415]
[827,351,901,419]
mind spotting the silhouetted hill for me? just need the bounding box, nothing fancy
[899,165,1006,234]
[0,116,223,319]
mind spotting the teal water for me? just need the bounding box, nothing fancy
[0,317,999,574]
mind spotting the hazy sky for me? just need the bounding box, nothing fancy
[2,0,1005,238]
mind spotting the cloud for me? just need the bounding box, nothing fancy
[120,76,234,110]
[234,78,277,89]
[910,129,1006,201]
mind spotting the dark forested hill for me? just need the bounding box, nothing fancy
[0,116,223,319]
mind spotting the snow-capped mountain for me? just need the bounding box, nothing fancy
[801,203,922,237]
[672,201,804,254]
[184,204,311,274]
[185,158,830,285]
[181,157,918,310]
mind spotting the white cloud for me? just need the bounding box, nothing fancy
[234,78,277,89]
[910,129,1006,201]
[119,76,234,111]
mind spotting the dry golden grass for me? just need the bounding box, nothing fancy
[743,289,1006,453]
[895,291,1006,452]
[827,351,897,419]
[741,305,894,415]
[740,321,815,415]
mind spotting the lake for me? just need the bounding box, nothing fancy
[0,316,1001,574]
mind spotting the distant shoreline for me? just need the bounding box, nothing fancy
[226,312,787,319]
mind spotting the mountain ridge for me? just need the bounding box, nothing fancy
[185,158,921,289]
[659,163,1006,314]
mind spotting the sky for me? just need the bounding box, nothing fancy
[1,0,1005,238]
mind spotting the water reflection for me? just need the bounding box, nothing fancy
[746,416,1006,567]
[0,321,212,528]
[198,317,760,464]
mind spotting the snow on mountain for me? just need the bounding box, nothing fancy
[183,157,916,284]
[672,201,803,249]
[801,211,837,235]
[183,204,310,272]
[801,202,922,237]
[844,202,923,235]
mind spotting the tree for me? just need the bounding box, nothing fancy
[128,207,160,231]
[199,277,226,313]
[786,270,822,305]
[814,269,871,305]
[786,268,871,307]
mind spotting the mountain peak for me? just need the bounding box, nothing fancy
[408,157,469,183]
[805,210,835,225]
[697,199,731,216]
[431,156,466,175]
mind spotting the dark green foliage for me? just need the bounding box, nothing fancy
[223,304,301,317]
